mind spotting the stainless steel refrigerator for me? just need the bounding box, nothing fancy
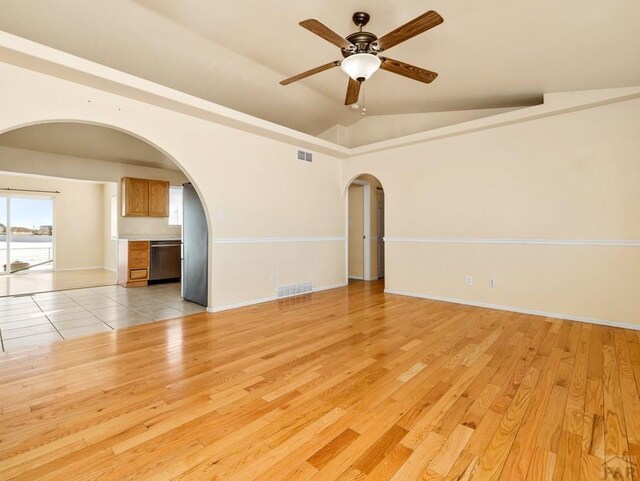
[182,183,208,306]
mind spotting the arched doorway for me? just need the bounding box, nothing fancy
[346,174,385,285]
[0,121,210,306]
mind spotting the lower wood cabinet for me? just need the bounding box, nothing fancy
[118,240,150,287]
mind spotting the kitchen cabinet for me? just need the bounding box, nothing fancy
[121,177,169,217]
[122,177,149,216]
[148,180,169,217]
[118,240,150,287]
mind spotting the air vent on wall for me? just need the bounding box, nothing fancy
[277,282,313,298]
[296,149,313,162]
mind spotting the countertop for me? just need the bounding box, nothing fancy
[118,238,181,242]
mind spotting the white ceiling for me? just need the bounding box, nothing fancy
[0,0,638,137]
[0,123,179,171]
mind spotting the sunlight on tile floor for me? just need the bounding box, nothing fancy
[0,282,205,352]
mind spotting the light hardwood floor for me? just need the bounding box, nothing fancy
[0,268,117,297]
[0,280,639,480]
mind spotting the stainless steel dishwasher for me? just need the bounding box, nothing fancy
[149,240,182,281]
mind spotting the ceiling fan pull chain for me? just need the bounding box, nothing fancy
[361,82,367,116]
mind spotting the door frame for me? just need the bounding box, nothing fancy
[346,179,374,282]
[376,188,385,279]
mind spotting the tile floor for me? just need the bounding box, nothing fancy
[0,268,117,297]
[0,282,206,352]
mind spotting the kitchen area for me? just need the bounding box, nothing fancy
[0,174,209,352]
[117,176,208,307]
[0,123,209,352]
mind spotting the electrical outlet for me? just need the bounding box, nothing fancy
[489,278,496,288]
[465,275,473,286]
[270,273,277,282]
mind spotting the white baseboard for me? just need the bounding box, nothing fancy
[55,266,105,272]
[207,282,348,313]
[349,276,380,281]
[207,296,275,313]
[102,266,116,272]
[384,289,640,332]
[314,283,348,293]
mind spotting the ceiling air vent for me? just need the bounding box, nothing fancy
[296,149,313,162]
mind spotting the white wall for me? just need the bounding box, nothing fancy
[343,97,640,326]
[102,182,117,270]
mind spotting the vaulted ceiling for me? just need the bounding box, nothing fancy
[0,0,639,137]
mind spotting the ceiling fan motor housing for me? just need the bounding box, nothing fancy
[341,31,378,57]
[341,12,379,59]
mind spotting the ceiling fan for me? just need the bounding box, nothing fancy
[280,10,444,106]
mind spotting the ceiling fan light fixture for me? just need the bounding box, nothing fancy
[340,53,381,82]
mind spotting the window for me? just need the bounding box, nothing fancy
[1,196,54,273]
[169,186,183,226]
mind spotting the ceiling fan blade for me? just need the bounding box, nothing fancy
[379,57,438,84]
[299,19,354,49]
[280,61,339,85]
[345,77,361,105]
[374,11,443,51]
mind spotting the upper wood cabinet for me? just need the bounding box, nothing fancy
[122,177,149,216]
[148,180,170,217]
[122,177,170,217]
